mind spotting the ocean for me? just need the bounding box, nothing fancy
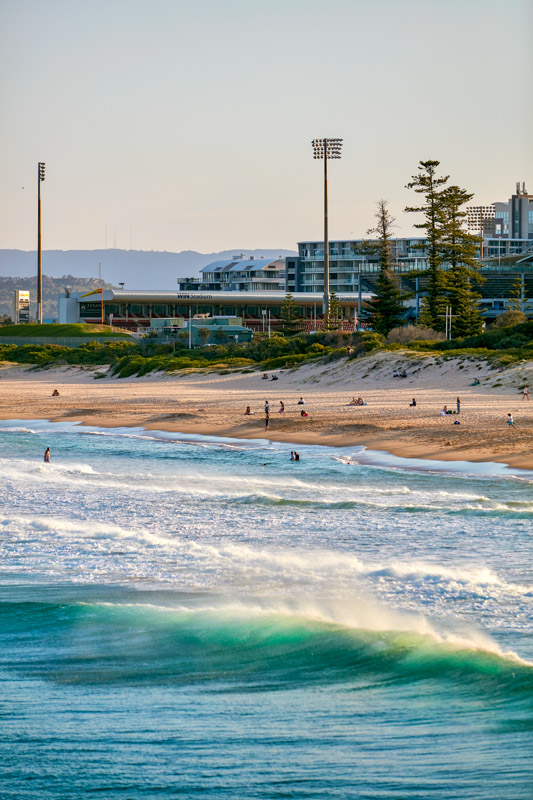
[0,419,531,799]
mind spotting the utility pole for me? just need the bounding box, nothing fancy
[37,162,45,324]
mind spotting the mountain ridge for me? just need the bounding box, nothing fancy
[0,248,297,289]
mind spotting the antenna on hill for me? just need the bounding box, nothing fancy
[98,262,102,281]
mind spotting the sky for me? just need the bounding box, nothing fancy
[1,0,532,253]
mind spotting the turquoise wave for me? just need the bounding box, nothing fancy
[2,600,532,698]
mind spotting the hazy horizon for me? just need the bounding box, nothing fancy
[1,0,532,254]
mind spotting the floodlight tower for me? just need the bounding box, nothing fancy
[37,162,46,324]
[311,138,342,315]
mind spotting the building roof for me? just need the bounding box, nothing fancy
[200,258,283,275]
[73,289,371,303]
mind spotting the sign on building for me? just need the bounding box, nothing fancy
[13,290,30,324]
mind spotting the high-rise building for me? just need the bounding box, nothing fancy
[466,182,533,240]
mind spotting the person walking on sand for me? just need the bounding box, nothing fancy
[265,412,270,430]
[522,386,529,401]
[44,447,50,463]
[456,396,461,414]
[507,413,514,428]
[279,401,285,414]
[264,400,269,414]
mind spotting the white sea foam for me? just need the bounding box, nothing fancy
[1,421,531,665]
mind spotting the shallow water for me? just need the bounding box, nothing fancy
[0,420,532,799]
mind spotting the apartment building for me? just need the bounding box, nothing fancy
[178,255,286,292]
[286,239,430,293]
[466,181,533,239]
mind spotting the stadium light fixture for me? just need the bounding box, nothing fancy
[37,162,46,324]
[311,139,343,315]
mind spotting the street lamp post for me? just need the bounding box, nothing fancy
[37,162,46,324]
[312,138,342,317]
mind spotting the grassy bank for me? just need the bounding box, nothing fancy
[0,322,531,377]
[0,323,131,338]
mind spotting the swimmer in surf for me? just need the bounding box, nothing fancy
[44,448,50,463]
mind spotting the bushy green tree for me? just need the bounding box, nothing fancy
[439,185,483,336]
[507,276,524,312]
[368,269,406,336]
[197,327,211,346]
[365,200,405,335]
[280,292,301,333]
[324,292,342,331]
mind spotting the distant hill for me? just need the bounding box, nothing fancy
[0,275,116,321]
[0,248,297,289]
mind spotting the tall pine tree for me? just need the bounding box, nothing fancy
[439,185,483,337]
[405,160,449,331]
[366,200,405,335]
[507,275,524,312]
[324,291,342,331]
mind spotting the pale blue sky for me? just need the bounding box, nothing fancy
[1,0,531,252]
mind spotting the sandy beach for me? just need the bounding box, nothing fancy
[1,351,532,469]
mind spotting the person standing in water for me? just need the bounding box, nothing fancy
[44,448,50,463]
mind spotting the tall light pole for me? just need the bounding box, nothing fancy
[37,162,46,324]
[312,138,342,316]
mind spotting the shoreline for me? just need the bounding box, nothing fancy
[1,357,532,470]
[2,411,532,472]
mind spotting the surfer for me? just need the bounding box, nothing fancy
[44,447,50,463]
